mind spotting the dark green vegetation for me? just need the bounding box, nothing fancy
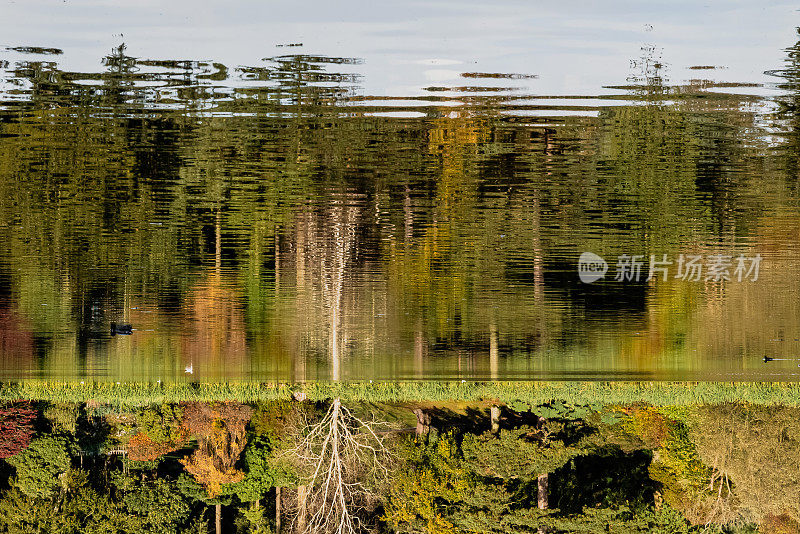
[0,397,797,534]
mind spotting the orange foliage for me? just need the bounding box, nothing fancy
[181,269,247,377]
[180,402,252,437]
[181,449,246,497]
[127,433,184,461]
[179,402,253,497]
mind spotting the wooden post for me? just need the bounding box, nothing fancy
[413,408,431,435]
[215,503,222,534]
[537,473,548,509]
[275,486,281,534]
[537,472,549,534]
[490,405,501,435]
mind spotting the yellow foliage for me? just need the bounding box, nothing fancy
[383,435,471,534]
[180,449,245,498]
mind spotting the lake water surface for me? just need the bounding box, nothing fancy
[1,3,800,380]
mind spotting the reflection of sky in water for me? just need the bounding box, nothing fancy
[0,0,798,96]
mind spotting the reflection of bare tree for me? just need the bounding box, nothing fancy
[290,197,363,380]
[327,203,358,381]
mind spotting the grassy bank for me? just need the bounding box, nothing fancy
[3,380,800,407]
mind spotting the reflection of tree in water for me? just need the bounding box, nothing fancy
[266,54,362,108]
[0,309,35,375]
[772,27,800,186]
[0,49,364,377]
[182,268,248,378]
[627,44,667,92]
[0,42,795,378]
[4,48,362,113]
[100,43,139,108]
[285,197,372,381]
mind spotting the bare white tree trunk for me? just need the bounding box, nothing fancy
[291,398,390,534]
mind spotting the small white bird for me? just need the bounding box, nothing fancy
[185,363,193,374]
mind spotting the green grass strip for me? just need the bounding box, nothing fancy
[2,380,800,408]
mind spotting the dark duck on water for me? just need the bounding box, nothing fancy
[110,322,133,335]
